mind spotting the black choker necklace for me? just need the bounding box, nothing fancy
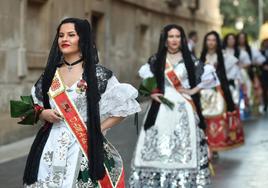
[64,58,83,71]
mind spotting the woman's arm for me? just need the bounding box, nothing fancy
[178,86,201,96]
[101,116,125,133]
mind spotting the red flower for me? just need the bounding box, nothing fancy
[76,79,87,93]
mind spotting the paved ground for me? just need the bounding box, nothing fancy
[0,107,268,188]
[211,115,268,188]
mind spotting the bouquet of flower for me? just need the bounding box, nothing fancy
[10,95,43,125]
[139,77,174,110]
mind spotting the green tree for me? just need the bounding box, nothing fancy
[220,0,268,39]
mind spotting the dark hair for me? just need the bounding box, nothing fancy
[188,30,197,39]
[145,24,206,130]
[236,31,252,60]
[200,31,235,112]
[223,33,240,59]
[42,18,104,180]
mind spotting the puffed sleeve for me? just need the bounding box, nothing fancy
[224,54,241,80]
[197,64,220,89]
[138,63,154,79]
[252,48,266,65]
[239,50,251,65]
[30,74,45,125]
[31,74,44,107]
[99,76,141,118]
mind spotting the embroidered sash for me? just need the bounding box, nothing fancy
[48,70,124,188]
[165,60,182,90]
[165,60,195,109]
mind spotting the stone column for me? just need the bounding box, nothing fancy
[17,0,27,78]
[104,0,111,66]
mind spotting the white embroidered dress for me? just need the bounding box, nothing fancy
[27,70,141,188]
[129,58,218,188]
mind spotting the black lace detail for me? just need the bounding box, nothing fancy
[148,54,158,74]
[34,73,44,103]
[82,65,113,94]
[34,64,112,104]
[194,59,205,85]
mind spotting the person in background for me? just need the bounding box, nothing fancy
[188,30,198,57]
[200,31,244,158]
[129,24,217,188]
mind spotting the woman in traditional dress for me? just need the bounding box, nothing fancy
[129,24,218,188]
[223,33,242,105]
[222,33,246,147]
[22,18,140,187]
[236,32,266,117]
[200,31,244,155]
[260,39,268,113]
[223,33,251,120]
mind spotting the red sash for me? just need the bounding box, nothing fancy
[48,70,124,188]
[165,61,182,90]
[165,61,195,109]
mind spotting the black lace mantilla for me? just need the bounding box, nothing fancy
[34,65,113,102]
[193,58,205,85]
[93,64,113,94]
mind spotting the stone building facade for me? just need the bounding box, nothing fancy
[0,0,222,144]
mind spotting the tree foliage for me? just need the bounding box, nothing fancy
[220,0,268,39]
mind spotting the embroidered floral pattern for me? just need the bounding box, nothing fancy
[43,151,53,166]
[141,102,192,164]
[51,77,61,91]
[129,129,210,188]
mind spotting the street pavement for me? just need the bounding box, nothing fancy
[211,115,268,188]
[0,106,268,188]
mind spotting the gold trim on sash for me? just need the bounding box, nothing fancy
[48,69,125,188]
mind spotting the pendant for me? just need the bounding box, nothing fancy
[67,66,72,72]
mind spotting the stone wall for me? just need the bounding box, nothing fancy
[0,0,222,144]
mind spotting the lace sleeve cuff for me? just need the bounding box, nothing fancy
[99,76,141,117]
[197,64,220,89]
[138,64,154,79]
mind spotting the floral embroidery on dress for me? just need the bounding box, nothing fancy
[76,178,95,188]
[56,131,71,161]
[26,65,140,187]
[109,166,121,185]
[76,79,87,94]
[43,151,53,166]
[141,102,192,164]
[103,142,113,160]
[80,155,88,172]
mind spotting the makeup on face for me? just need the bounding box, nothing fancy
[58,23,80,55]
[167,28,181,52]
[206,34,217,50]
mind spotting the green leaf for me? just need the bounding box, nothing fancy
[20,96,34,105]
[159,96,175,110]
[10,100,33,117]
[18,113,35,125]
[138,77,157,96]
[10,95,36,125]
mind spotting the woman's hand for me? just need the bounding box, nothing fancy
[150,93,164,103]
[178,87,201,96]
[39,109,63,123]
[178,88,193,95]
